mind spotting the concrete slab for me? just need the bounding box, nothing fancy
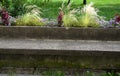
[0,39,119,52]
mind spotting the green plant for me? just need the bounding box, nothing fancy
[117,73,120,76]
[84,71,95,76]
[0,70,119,76]
[0,0,120,20]
[63,9,78,27]
[0,0,44,16]
[42,71,65,76]
[16,5,44,26]
[8,69,16,76]
[53,71,65,76]
[62,2,104,28]
[101,71,116,76]
[77,3,104,27]
[61,2,78,27]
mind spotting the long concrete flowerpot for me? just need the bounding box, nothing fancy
[0,26,120,73]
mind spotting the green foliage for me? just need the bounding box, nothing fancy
[0,0,44,16]
[0,3,2,11]
[62,2,102,27]
[61,2,79,27]
[0,0,120,20]
[63,8,78,27]
[84,71,95,76]
[42,71,65,76]
[101,71,116,76]
[41,71,120,76]
[8,70,16,76]
[0,0,25,16]
[117,73,120,76]
[53,71,65,76]
[16,5,44,26]
[16,13,43,26]
[77,3,102,27]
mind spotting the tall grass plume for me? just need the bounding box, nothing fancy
[16,5,44,26]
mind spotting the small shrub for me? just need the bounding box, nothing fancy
[62,2,105,28]
[84,71,95,76]
[77,3,104,27]
[77,14,99,27]
[16,5,44,26]
[16,13,44,26]
[53,71,65,76]
[63,9,78,27]
[61,2,78,27]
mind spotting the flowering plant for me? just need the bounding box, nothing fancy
[0,8,10,26]
[106,14,120,28]
[114,14,120,25]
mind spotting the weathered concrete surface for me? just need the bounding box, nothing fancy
[0,27,120,72]
[0,39,120,71]
[0,39,120,55]
[0,26,120,40]
[0,39,120,51]
[0,68,107,76]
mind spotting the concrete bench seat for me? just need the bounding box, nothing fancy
[0,39,120,55]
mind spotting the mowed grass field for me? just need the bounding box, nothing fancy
[40,0,120,20]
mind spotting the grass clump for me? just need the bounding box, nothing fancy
[3,70,120,76]
[16,5,44,26]
[61,2,78,27]
[41,70,120,76]
[62,2,104,28]
[78,3,103,27]
[63,9,78,27]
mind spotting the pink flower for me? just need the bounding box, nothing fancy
[115,14,120,23]
[57,9,64,26]
[1,8,9,26]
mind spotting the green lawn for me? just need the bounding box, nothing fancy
[40,0,120,20]
[1,0,120,20]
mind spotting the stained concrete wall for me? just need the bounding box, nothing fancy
[0,26,120,40]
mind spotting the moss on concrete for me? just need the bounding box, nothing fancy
[0,54,120,69]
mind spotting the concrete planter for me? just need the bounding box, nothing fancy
[0,26,120,40]
[0,26,120,72]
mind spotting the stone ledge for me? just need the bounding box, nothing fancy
[0,26,120,40]
[0,39,120,51]
[0,39,120,56]
[0,39,120,69]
